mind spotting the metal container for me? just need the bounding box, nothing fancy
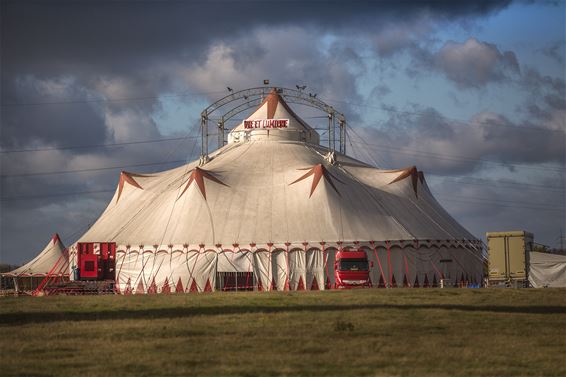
[487,231,533,287]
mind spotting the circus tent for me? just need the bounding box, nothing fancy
[52,89,486,293]
[1,234,68,291]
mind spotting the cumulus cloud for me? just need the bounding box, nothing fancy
[353,108,564,175]
[540,39,565,65]
[177,26,364,120]
[433,38,520,88]
[518,67,566,132]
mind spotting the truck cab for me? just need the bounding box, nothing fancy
[334,248,372,288]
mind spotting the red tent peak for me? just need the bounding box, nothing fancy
[256,88,282,119]
[386,166,423,198]
[290,163,343,198]
[177,167,228,200]
[116,171,151,203]
[52,233,61,245]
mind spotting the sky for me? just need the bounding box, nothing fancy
[1,0,564,264]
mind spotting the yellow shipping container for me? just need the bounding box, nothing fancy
[487,231,533,287]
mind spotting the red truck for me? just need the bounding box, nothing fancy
[334,248,372,288]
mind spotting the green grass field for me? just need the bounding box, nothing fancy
[1,289,565,377]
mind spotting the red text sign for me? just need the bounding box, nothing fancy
[243,119,289,129]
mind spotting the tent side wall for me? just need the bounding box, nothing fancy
[110,242,483,294]
[528,251,566,288]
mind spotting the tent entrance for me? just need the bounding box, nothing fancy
[216,272,254,291]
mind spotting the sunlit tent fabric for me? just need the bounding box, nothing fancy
[62,90,484,293]
[1,234,67,291]
[4,234,66,277]
[528,252,566,288]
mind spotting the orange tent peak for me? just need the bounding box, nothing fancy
[177,167,228,200]
[418,171,426,184]
[387,166,422,198]
[117,171,151,203]
[257,88,281,119]
[290,163,343,197]
[52,233,61,245]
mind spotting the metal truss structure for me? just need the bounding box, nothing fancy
[199,86,347,159]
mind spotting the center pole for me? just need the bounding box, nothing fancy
[328,112,334,151]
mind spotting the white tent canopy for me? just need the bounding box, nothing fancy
[3,234,67,277]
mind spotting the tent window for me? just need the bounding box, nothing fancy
[216,272,254,291]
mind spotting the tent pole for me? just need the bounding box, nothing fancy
[340,119,347,155]
[386,241,392,288]
[327,113,332,150]
[332,114,336,151]
[339,120,343,154]
[218,117,225,149]
[200,113,208,161]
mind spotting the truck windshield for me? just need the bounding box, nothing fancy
[339,259,369,271]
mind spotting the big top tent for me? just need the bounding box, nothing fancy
[54,88,485,294]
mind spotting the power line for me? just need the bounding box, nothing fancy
[348,140,565,173]
[5,86,562,135]
[0,136,199,154]
[438,195,565,212]
[1,189,114,202]
[439,193,563,209]
[428,176,564,193]
[2,186,563,214]
[324,97,565,134]
[1,159,187,178]
[0,90,227,107]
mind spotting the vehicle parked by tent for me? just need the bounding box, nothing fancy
[487,231,566,288]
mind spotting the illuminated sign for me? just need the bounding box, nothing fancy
[243,119,289,129]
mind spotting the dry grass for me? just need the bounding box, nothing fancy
[1,289,565,377]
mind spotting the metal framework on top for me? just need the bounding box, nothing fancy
[199,86,347,160]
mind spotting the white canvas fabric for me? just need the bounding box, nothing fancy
[253,250,272,291]
[288,249,307,290]
[76,137,480,249]
[306,248,324,290]
[324,248,337,288]
[271,249,288,291]
[529,252,566,288]
[4,234,66,277]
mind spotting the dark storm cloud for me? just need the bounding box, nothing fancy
[1,77,107,148]
[2,0,512,76]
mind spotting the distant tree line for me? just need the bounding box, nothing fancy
[0,264,20,273]
[533,244,566,255]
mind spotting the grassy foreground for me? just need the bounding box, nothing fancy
[1,289,565,377]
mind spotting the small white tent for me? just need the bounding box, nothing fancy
[529,252,566,288]
[1,234,67,291]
